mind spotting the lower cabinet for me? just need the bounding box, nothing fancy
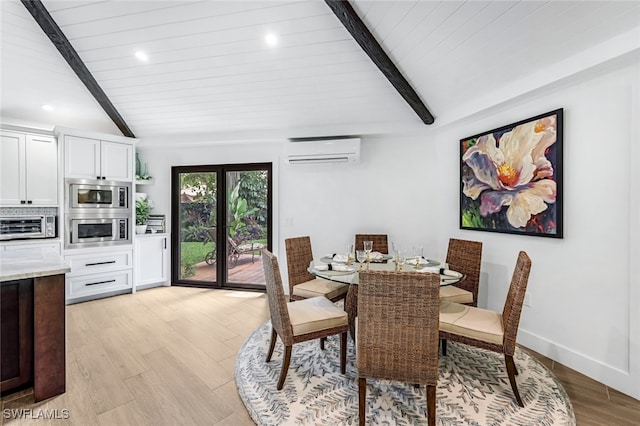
[135,234,168,287]
[0,279,33,393]
[65,249,133,302]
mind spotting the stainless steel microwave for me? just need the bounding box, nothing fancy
[66,179,130,211]
[0,215,56,241]
[65,214,130,249]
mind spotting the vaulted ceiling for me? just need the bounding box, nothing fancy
[2,1,639,141]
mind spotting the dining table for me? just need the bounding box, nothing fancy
[308,253,466,340]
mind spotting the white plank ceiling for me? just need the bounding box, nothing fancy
[1,0,639,140]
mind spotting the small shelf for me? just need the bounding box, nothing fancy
[135,179,154,185]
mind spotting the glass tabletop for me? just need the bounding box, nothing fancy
[308,259,464,287]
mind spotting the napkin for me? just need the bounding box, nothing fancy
[314,263,354,272]
[406,257,428,265]
[368,251,384,262]
[332,254,349,263]
[420,266,462,277]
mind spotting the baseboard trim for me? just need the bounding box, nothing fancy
[518,329,639,400]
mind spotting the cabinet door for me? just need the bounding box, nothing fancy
[25,135,57,205]
[0,279,33,392]
[64,136,100,180]
[0,131,26,205]
[101,141,133,181]
[135,235,168,287]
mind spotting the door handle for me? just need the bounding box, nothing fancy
[85,279,116,286]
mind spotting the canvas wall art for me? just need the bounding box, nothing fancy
[460,109,563,238]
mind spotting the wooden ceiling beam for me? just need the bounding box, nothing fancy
[21,0,135,137]
[325,0,434,125]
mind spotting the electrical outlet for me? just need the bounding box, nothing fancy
[524,293,532,307]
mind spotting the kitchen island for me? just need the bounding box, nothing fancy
[0,249,69,401]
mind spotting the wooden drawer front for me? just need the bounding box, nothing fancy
[66,251,131,276]
[68,270,132,299]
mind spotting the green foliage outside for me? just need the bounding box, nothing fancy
[181,241,214,267]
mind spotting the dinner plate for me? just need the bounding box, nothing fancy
[406,258,440,267]
[313,267,355,276]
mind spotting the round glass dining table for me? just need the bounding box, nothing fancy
[308,257,465,340]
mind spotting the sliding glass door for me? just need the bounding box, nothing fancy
[171,163,271,290]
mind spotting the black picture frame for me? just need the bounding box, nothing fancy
[459,108,563,238]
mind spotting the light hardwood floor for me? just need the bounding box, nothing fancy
[2,286,639,425]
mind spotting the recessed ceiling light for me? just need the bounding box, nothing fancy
[41,104,53,111]
[265,33,278,47]
[135,51,149,62]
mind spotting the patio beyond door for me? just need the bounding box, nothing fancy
[171,164,271,290]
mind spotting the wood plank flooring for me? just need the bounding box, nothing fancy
[2,286,639,425]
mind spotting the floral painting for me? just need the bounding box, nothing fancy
[460,109,563,238]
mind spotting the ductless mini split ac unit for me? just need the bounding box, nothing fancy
[286,137,361,165]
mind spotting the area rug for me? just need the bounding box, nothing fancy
[235,321,575,425]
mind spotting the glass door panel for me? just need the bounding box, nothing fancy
[177,171,218,284]
[224,169,268,289]
[172,163,271,290]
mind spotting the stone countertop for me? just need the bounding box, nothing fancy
[0,249,70,282]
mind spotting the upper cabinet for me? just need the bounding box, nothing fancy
[64,135,134,181]
[0,130,58,206]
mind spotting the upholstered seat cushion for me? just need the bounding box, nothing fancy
[287,296,348,336]
[439,286,474,304]
[292,278,349,300]
[439,301,503,345]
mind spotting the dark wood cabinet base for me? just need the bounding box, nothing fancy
[33,274,66,401]
[1,274,66,402]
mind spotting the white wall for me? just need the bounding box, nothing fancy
[429,59,640,399]
[139,58,639,399]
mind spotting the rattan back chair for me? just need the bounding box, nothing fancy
[354,234,389,254]
[357,270,440,426]
[284,236,348,302]
[262,249,348,390]
[443,238,483,306]
[439,251,532,407]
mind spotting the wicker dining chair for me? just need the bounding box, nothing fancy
[439,238,483,306]
[354,234,389,254]
[439,251,532,407]
[284,236,348,302]
[357,270,440,426]
[262,249,348,390]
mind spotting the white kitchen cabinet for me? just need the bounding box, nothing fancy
[135,234,168,287]
[64,135,133,181]
[0,130,58,206]
[1,240,61,255]
[65,248,134,302]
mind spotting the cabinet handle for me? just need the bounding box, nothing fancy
[20,200,26,204]
[85,260,116,266]
[27,200,32,204]
[96,176,101,180]
[85,279,116,286]
[164,238,166,249]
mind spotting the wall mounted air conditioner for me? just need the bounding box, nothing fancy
[286,137,361,165]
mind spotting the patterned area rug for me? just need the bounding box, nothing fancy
[235,321,575,425]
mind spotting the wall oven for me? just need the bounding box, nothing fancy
[66,179,130,211]
[0,215,56,241]
[65,214,130,249]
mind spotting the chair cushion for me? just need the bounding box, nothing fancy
[439,301,503,345]
[439,286,474,304]
[292,278,349,300]
[287,296,348,336]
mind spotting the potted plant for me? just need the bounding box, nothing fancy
[135,198,151,234]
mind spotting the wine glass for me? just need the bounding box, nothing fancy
[396,249,406,271]
[345,243,354,265]
[363,241,373,269]
[413,246,424,269]
[356,250,366,271]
